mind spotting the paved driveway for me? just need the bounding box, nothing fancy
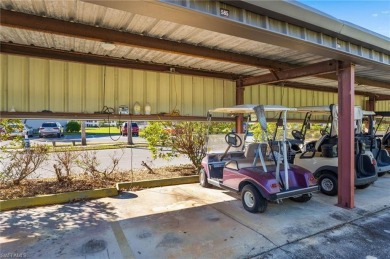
[1,175,390,258]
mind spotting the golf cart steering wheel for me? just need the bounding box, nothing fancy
[320,129,329,136]
[291,130,304,140]
[225,133,242,148]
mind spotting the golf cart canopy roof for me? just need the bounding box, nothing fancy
[362,110,376,116]
[295,105,363,119]
[210,104,296,114]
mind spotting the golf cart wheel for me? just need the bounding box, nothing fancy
[377,171,386,177]
[318,173,338,196]
[241,184,267,213]
[356,183,371,189]
[199,168,211,188]
[289,194,312,203]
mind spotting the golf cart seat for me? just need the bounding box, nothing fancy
[231,143,264,169]
[315,134,329,152]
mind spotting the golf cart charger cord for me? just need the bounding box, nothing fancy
[101,106,121,142]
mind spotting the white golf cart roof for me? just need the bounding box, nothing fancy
[295,105,363,120]
[210,104,296,114]
[362,110,376,116]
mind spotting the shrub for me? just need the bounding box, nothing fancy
[53,147,80,182]
[0,145,49,185]
[76,149,124,179]
[66,120,81,133]
[140,122,233,172]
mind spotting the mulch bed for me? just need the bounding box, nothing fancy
[0,164,196,200]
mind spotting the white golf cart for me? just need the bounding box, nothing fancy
[293,104,378,196]
[361,110,390,176]
[200,105,318,213]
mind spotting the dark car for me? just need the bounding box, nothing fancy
[120,122,139,136]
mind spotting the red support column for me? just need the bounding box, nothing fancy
[365,96,376,111]
[235,80,244,134]
[337,62,355,209]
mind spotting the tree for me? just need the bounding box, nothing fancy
[140,121,233,172]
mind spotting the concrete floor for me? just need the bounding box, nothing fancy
[1,174,390,259]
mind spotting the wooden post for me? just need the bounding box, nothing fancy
[127,120,134,145]
[337,62,355,209]
[81,121,87,146]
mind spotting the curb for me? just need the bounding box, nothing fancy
[0,175,199,212]
[116,175,199,190]
[0,188,118,212]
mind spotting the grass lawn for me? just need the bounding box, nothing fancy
[86,126,121,134]
[64,126,121,136]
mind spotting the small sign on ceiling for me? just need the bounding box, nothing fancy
[220,8,229,17]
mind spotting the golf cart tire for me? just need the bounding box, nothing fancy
[241,184,267,213]
[356,183,371,189]
[199,168,211,188]
[318,172,338,196]
[378,171,386,177]
[289,194,312,203]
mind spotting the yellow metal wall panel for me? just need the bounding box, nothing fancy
[192,77,205,115]
[132,70,145,112]
[117,68,132,112]
[49,60,66,112]
[145,71,158,114]
[101,66,115,112]
[67,63,85,112]
[29,58,49,112]
[0,55,7,111]
[213,79,225,110]
[170,74,182,114]
[2,54,384,119]
[223,80,235,108]
[85,64,102,113]
[377,101,390,111]
[7,55,29,112]
[204,78,214,113]
[158,73,170,114]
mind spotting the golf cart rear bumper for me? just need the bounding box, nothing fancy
[355,175,378,186]
[378,164,390,173]
[270,185,319,200]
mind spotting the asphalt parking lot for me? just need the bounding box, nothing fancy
[1,174,390,259]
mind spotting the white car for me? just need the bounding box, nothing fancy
[1,123,34,138]
[39,122,64,138]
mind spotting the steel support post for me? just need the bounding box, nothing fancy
[235,80,244,134]
[337,62,355,209]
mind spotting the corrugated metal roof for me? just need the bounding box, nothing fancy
[0,0,389,97]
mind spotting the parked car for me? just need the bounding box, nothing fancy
[39,122,64,138]
[13,124,34,137]
[0,123,33,138]
[120,122,139,136]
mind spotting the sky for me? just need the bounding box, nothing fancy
[296,0,390,38]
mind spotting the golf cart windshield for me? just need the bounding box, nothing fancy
[296,105,363,137]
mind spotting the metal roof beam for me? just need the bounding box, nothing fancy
[0,9,290,71]
[0,42,239,80]
[275,81,390,100]
[243,60,338,86]
[1,9,388,90]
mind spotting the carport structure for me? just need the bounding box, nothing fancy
[0,0,389,208]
